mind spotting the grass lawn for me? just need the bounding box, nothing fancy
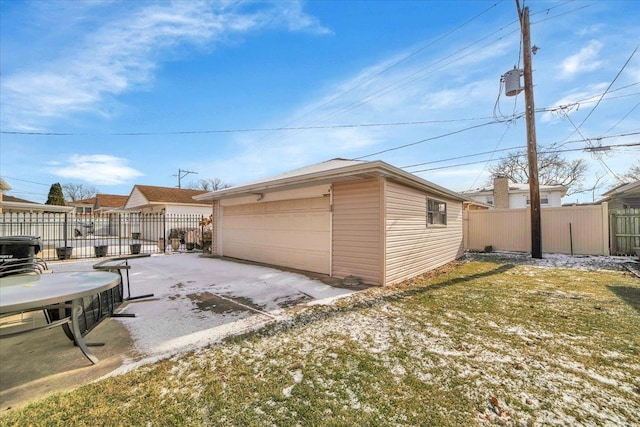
[2,257,639,426]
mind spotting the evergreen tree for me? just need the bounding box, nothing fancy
[46,183,67,206]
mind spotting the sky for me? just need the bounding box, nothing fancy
[1,0,639,204]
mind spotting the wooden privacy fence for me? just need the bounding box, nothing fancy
[464,203,610,256]
[610,208,640,256]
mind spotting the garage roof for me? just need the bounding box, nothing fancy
[194,158,465,202]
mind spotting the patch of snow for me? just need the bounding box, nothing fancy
[468,251,636,271]
[292,369,303,384]
[50,254,363,373]
[282,385,293,398]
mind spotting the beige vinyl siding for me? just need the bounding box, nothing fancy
[385,181,463,285]
[222,197,330,274]
[332,179,383,285]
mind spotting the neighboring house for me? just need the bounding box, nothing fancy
[125,185,211,242]
[0,195,59,213]
[461,176,567,209]
[94,194,129,215]
[599,180,640,210]
[3,195,37,204]
[194,158,465,286]
[69,194,129,216]
[0,178,10,213]
[68,197,96,216]
[0,179,72,213]
[124,185,210,214]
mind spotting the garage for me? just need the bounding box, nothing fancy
[221,197,331,274]
[193,159,465,285]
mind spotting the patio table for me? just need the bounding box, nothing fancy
[0,271,120,364]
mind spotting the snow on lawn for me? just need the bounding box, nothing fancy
[50,254,356,365]
[13,255,638,425]
[467,250,637,271]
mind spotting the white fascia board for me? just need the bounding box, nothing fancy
[194,160,465,203]
[0,201,75,212]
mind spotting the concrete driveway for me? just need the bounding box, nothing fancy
[0,253,360,410]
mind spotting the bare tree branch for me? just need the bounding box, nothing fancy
[488,151,587,195]
[62,183,98,201]
[188,178,232,192]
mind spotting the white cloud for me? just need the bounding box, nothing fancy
[576,25,604,37]
[558,40,603,79]
[540,83,609,123]
[48,154,143,185]
[1,1,330,131]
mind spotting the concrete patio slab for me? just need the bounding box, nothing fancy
[0,253,361,411]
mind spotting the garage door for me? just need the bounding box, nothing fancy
[222,197,331,274]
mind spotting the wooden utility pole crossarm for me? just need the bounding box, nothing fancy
[518,1,542,259]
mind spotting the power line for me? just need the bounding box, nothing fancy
[0,117,497,136]
[251,2,590,146]
[560,44,639,144]
[0,176,50,186]
[403,144,525,168]
[407,142,640,174]
[601,100,640,136]
[403,131,640,170]
[256,1,506,142]
[2,84,638,137]
[354,118,519,160]
[351,89,640,161]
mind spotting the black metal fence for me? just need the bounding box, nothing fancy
[0,212,210,261]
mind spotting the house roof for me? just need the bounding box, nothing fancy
[461,182,568,197]
[3,195,38,204]
[0,200,74,212]
[133,185,210,205]
[0,178,11,191]
[194,158,465,202]
[95,194,128,209]
[69,197,96,206]
[601,180,640,198]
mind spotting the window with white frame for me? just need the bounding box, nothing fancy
[427,198,447,226]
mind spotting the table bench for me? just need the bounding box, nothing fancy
[93,253,154,302]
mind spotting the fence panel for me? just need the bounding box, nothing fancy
[465,208,530,252]
[464,203,609,256]
[610,208,640,255]
[0,212,207,261]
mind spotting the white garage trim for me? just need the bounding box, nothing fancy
[221,196,331,274]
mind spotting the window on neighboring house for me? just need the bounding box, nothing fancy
[427,198,447,226]
[486,197,494,206]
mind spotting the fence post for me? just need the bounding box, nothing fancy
[63,213,68,248]
[118,214,122,256]
[601,202,610,256]
[463,209,469,251]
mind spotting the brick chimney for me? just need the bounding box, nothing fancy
[493,175,510,208]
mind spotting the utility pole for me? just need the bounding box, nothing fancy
[174,169,198,189]
[517,0,542,259]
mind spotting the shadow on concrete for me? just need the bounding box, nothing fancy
[0,313,137,412]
